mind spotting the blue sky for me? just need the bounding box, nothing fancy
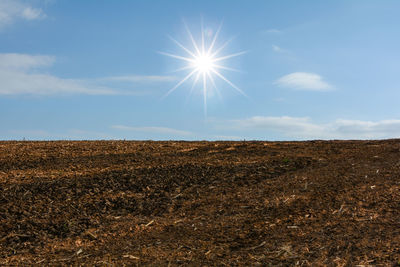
[1,0,400,140]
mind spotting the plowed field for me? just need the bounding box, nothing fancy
[0,140,399,266]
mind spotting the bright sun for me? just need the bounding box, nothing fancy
[193,53,214,74]
[160,21,246,114]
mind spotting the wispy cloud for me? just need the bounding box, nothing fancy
[65,129,114,139]
[275,72,332,91]
[0,53,55,70]
[6,128,114,140]
[8,129,50,138]
[272,45,287,53]
[226,116,400,140]
[112,125,192,136]
[0,53,115,95]
[103,75,176,83]
[231,116,325,138]
[263,29,282,34]
[333,119,400,138]
[0,0,45,29]
[212,135,243,140]
[0,71,117,95]
[0,53,174,95]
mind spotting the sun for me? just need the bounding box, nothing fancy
[160,20,246,114]
[193,53,214,74]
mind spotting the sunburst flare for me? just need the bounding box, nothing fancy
[160,20,246,114]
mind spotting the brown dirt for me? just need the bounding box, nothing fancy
[0,140,399,266]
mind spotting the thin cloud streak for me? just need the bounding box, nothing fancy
[0,53,55,70]
[263,29,282,34]
[272,45,287,53]
[102,75,176,83]
[5,129,114,140]
[212,135,243,140]
[0,69,116,95]
[112,125,193,136]
[226,116,400,140]
[0,53,116,95]
[0,53,174,95]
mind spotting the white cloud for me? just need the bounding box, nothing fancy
[112,125,192,136]
[264,29,281,34]
[232,116,325,138]
[212,135,243,140]
[21,6,44,20]
[0,0,45,29]
[334,119,400,138]
[64,129,114,139]
[275,72,332,91]
[0,70,116,95]
[104,75,176,83]
[6,129,114,140]
[0,53,116,95]
[8,129,50,138]
[228,116,400,140]
[272,45,287,53]
[0,53,55,70]
[0,53,174,95]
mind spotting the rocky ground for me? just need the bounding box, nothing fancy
[0,140,399,266]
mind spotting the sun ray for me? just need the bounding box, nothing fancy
[201,17,205,54]
[211,69,247,97]
[214,51,248,62]
[189,72,201,96]
[213,64,241,72]
[163,69,197,98]
[168,65,194,73]
[202,72,207,116]
[207,71,223,101]
[167,35,196,58]
[210,36,235,57]
[207,21,223,54]
[184,72,202,106]
[183,20,201,55]
[158,51,194,63]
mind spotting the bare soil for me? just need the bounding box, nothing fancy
[0,140,399,266]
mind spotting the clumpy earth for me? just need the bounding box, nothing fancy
[0,140,399,266]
